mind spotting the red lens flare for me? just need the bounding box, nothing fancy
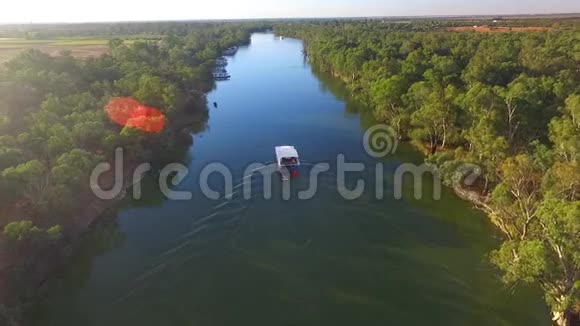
[106,97,166,133]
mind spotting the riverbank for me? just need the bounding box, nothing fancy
[0,157,146,325]
[0,99,218,323]
[0,88,221,323]
[0,24,263,325]
[279,25,580,324]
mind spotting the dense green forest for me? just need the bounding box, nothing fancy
[276,20,579,325]
[0,23,258,226]
[0,22,265,321]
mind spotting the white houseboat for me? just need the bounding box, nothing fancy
[275,146,300,180]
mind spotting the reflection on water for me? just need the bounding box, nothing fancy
[31,33,549,326]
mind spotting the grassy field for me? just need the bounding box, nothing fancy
[53,39,110,45]
[0,36,154,63]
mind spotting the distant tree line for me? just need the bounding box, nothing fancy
[276,20,579,325]
[0,21,271,39]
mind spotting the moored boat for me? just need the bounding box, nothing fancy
[212,72,231,80]
[222,46,238,56]
[215,57,228,66]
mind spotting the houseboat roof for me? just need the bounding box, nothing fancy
[275,146,299,160]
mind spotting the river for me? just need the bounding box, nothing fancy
[31,33,550,326]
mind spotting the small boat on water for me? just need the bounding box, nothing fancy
[212,65,230,80]
[212,72,231,80]
[222,46,238,56]
[275,146,300,181]
[215,57,228,66]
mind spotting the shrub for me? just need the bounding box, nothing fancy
[2,220,63,249]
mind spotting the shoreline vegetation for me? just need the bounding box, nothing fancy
[0,22,267,325]
[275,18,579,325]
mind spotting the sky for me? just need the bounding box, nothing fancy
[1,0,579,23]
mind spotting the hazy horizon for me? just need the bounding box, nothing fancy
[1,0,580,24]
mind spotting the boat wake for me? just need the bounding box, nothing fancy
[114,161,342,304]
